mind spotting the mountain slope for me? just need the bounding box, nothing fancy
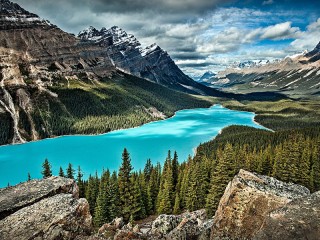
[78,26,226,96]
[0,0,212,145]
[200,43,320,98]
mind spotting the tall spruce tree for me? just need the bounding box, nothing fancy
[118,148,134,222]
[41,158,52,178]
[66,163,75,179]
[206,143,236,217]
[94,171,110,227]
[77,166,85,198]
[157,165,174,214]
[59,166,65,177]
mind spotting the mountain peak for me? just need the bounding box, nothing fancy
[0,0,50,29]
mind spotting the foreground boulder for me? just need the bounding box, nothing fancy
[0,176,78,220]
[0,177,92,240]
[254,191,320,240]
[211,169,310,240]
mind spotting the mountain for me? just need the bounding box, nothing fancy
[77,26,221,95]
[199,43,320,98]
[0,0,214,145]
[199,71,216,82]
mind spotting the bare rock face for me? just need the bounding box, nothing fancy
[254,191,320,240]
[0,176,78,220]
[0,177,93,240]
[211,169,310,240]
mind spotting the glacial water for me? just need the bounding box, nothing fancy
[0,105,266,187]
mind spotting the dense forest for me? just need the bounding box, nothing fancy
[39,125,320,227]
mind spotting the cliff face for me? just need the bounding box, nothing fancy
[0,176,92,240]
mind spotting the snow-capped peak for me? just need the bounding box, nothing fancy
[140,43,159,56]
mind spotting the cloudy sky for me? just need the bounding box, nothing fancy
[15,0,320,78]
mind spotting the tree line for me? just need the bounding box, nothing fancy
[38,126,320,228]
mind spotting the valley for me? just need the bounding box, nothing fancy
[0,0,319,239]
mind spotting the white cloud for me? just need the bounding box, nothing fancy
[290,18,320,51]
[260,22,301,40]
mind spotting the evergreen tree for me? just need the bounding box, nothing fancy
[85,175,99,214]
[206,143,236,217]
[41,158,52,178]
[94,172,109,227]
[66,163,75,179]
[108,171,120,220]
[157,165,174,214]
[59,166,65,177]
[77,166,85,198]
[310,143,320,192]
[131,175,146,220]
[173,193,181,214]
[144,159,153,182]
[172,151,179,190]
[118,148,134,222]
[147,168,159,214]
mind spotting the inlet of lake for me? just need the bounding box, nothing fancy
[0,104,267,187]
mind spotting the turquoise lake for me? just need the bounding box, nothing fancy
[0,105,266,187]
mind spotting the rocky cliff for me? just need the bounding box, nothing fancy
[0,176,92,240]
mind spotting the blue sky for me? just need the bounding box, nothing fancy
[15,0,320,77]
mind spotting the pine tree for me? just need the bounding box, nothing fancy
[157,166,174,214]
[85,175,99,214]
[131,175,146,220]
[173,193,180,214]
[59,166,65,177]
[66,163,75,179]
[310,143,320,192]
[108,171,120,220]
[94,172,109,227]
[77,166,85,198]
[118,148,134,222]
[206,143,236,217]
[147,168,159,214]
[172,151,179,191]
[144,159,153,182]
[186,159,208,211]
[41,158,52,178]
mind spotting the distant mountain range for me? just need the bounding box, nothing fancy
[199,45,320,98]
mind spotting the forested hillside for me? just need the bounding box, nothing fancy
[0,71,212,145]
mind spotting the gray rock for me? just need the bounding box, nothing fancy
[211,169,310,240]
[0,193,92,240]
[0,176,78,220]
[254,191,320,240]
[151,214,182,236]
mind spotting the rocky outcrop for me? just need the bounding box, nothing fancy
[97,209,212,240]
[211,169,310,240]
[0,177,92,240]
[0,176,78,219]
[254,191,320,240]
